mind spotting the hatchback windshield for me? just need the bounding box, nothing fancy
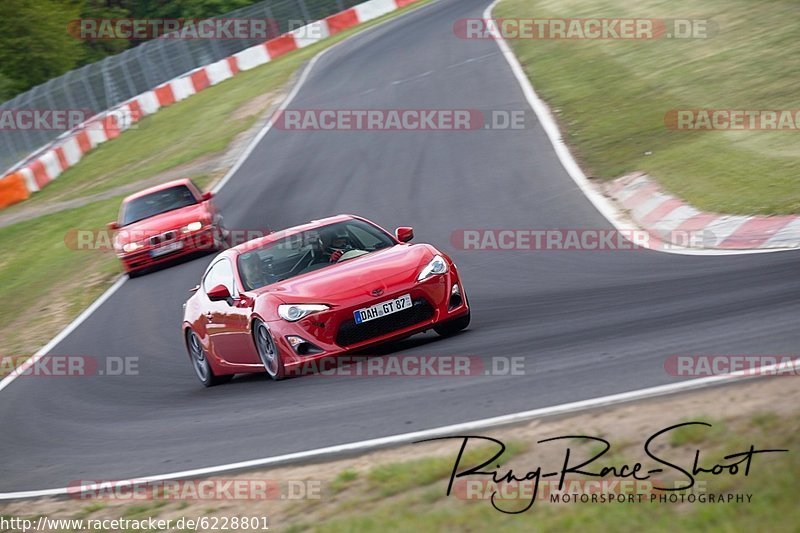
[121,185,197,226]
[238,220,396,291]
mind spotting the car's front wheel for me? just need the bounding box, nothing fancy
[254,320,285,380]
[187,330,232,387]
[434,311,471,337]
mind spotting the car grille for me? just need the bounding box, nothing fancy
[149,231,177,246]
[336,297,434,347]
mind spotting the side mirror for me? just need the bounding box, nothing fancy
[395,227,414,243]
[207,284,231,302]
[107,221,119,230]
[202,191,214,201]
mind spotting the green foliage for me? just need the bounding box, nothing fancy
[0,0,271,102]
[0,0,84,97]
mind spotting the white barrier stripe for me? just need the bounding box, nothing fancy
[170,76,195,102]
[40,151,62,181]
[206,59,234,85]
[87,123,108,147]
[354,0,397,22]
[291,20,331,48]
[137,91,161,115]
[705,216,751,246]
[60,137,83,166]
[234,44,271,71]
[18,167,38,193]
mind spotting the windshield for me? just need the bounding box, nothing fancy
[121,185,197,226]
[237,219,396,291]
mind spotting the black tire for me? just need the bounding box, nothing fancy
[186,330,233,387]
[127,268,144,278]
[434,311,471,337]
[253,319,286,380]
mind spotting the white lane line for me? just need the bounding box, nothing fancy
[2,357,796,500]
[443,51,501,70]
[390,70,434,86]
[0,276,128,394]
[483,0,795,256]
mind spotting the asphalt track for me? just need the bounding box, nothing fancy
[1,0,799,493]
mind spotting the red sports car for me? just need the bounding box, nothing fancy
[108,179,227,276]
[181,215,470,386]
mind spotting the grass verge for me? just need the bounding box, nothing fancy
[495,0,800,215]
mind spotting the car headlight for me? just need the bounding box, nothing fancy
[417,254,448,282]
[122,242,142,253]
[182,221,203,233]
[278,304,330,322]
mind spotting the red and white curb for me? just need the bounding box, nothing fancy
[0,0,421,206]
[607,173,800,250]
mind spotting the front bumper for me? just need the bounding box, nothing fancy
[268,270,469,371]
[117,227,218,273]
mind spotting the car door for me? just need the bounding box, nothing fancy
[201,258,255,365]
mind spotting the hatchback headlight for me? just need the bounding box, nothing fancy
[278,304,330,322]
[122,242,142,253]
[417,254,448,282]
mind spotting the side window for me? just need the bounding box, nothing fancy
[203,259,235,295]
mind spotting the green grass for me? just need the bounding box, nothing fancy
[366,441,525,498]
[331,469,359,494]
[0,0,431,363]
[289,412,798,532]
[495,0,800,215]
[0,196,121,360]
[669,418,727,447]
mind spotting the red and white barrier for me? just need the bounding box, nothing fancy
[0,0,422,208]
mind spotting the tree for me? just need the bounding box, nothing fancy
[0,0,85,96]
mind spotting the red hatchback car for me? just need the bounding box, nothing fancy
[109,179,227,276]
[182,215,470,386]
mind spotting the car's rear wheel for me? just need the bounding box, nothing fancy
[434,311,471,337]
[254,320,285,380]
[187,330,232,387]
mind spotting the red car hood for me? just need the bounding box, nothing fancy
[262,244,436,302]
[117,203,209,244]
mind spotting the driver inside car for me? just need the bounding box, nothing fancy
[323,228,352,263]
[239,252,266,290]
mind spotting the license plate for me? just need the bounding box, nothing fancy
[150,241,183,257]
[354,294,412,324]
